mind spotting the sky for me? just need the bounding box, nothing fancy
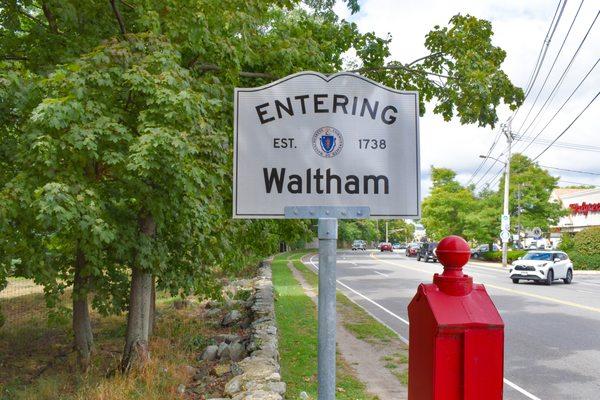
[334,0,600,195]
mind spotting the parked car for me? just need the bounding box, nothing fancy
[351,240,366,251]
[509,251,573,285]
[392,242,401,249]
[417,242,438,262]
[405,243,420,257]
[471,244,500,259]
[380,242,393,252]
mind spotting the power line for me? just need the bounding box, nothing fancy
[520,0,566,101]
[558,180,598,186]
[518,55,600,156]
[467,129,502,185]
[515,134,600,153]
[540,165,600,176]
[516,11,600,155]
[515,0,585,137]
[532,89,600,161]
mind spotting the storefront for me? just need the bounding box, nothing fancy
[550,187,600,234]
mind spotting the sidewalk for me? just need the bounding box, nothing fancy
[468,260,600,275]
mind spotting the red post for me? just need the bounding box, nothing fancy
[408,235,504,400]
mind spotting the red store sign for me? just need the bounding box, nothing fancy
[569,202,600,216]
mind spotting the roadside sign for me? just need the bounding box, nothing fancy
[501,214,510,231]
[500,230,510,243]
[233,71,420,218]
[532,227,542,239]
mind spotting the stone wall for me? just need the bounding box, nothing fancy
[209,260,285,400]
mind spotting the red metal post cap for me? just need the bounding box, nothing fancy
[433,235,473,295]
[436,235,471,273]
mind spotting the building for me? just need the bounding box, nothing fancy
[550,187,600,237]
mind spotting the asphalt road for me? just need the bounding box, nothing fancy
[304,250,600,400]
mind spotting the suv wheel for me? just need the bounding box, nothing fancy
[545,269,554,286]
[563,269,573,284]
[417,255,421,261]
[512,278,519,284]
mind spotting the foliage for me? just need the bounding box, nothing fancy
[573,227,600,256]
[422,167,476,240]
[499,154,566,232]
[558,232,575,253]
[569,252,600,271]
[481,250,526,263]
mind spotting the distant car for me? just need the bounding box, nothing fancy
[352,240,366,251]
[509,251,573,285]
[417,242,438,262]
[471,244,500,259]
[405,243,420,257]
[380,242,393,252]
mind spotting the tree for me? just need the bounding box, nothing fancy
[499,154,566,234]
[422,167,476,240]
[1,0,523,372]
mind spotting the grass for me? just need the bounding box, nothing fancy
[271,253,378,400]
[292,258,397,345]
[290,253,410,388]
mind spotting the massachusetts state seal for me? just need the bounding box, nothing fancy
[312,126,344,158]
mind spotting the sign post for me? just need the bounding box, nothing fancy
[234,72,420,399]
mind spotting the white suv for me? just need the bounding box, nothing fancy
[509,251,573,285]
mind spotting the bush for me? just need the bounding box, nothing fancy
[569,252,600,270]
[558,233,575,253]
[574,227,600,256]
[480,250,526,263]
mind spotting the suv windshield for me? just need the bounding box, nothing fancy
[522,252,553,261]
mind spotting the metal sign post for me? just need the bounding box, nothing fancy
[285,206,369,400]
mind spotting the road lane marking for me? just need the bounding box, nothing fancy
[374,271,389,277]
[503,379,542,400]
[373,253,600,314]
[307,255,541,400]
[485,283,600,314]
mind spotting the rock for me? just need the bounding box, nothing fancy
[299,391,310,400]
[222,309,242,326]
[200,345,219,361]
[216,333,241,344]
[205,308,222,317]
[218,342,230,360]
[229,342,247,362]
[212,363,231,377]
[266,381,286,395]
[193,367,209,381]
[224,375,243,395]
[230,362,244,376]
[176,384,186,394]
[239,317,252,329]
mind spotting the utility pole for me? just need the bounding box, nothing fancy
[385,221,389,243]
[501,120,513,268]
[517,184,522,248]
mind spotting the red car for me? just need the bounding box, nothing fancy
[405,243,420,257]
[379,242,393,252]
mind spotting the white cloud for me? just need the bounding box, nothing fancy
[339,0,600,195]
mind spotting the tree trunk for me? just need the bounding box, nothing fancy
[148,275,156,338]
[73,248,93,372]
[121,214,156,373]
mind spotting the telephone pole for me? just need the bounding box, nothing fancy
[501,120,513,268]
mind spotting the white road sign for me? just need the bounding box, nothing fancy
[500,230,510,243]
[501,214,510,231]
[233,72,420,218]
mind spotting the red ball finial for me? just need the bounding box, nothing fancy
[436,235,471,274]
[432,236,473,295]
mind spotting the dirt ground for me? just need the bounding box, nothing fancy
[288,262,408,400]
